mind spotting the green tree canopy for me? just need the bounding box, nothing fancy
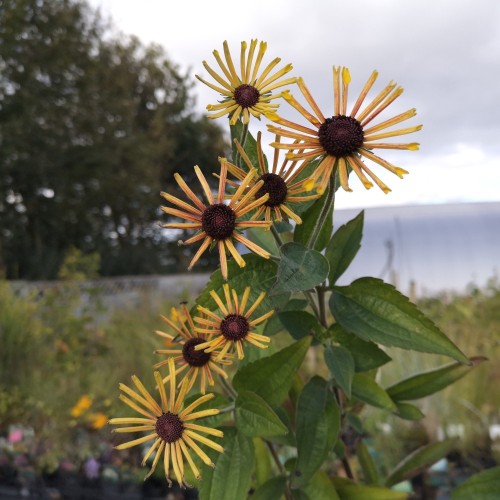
[0,0,229,279]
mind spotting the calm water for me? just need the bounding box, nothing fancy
[332,201,500,296]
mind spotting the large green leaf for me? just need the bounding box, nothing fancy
[278,310,324,343]
[302,470,340,500]
[328,324,392,372]
[253,438,272,487]
[292,376,340,489]
[386,357,486,401]
[235,390,288,438]
[332,478,408,500]
[330,278,469,363]
[385,438,459,487]
[198,427,255,500]
[351,373,397,412]
[395,402,425,421]
[293,193,334,251]
[326,210,364,284]
[251,476,287,500]
[451,466,500,500]
[195,254,287,316]
[324,345,355,398]
[271,242,329,294]
[233,336,312,407]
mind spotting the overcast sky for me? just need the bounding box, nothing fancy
[88,0,500,210]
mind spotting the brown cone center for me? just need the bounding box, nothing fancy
[155,412,184,443]
[318,115,364,157]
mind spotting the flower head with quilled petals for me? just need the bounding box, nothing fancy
[194,284,274,360]
[267,67,422,194]
[225,131,320,224]
[196,39,296,125]
[160,161,272,280]
[154,303,232,394]
[109,358,224,487]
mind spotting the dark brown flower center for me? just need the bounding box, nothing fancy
[234,84,260,108]
[220,314,249,341]
[255,173,288,207]
[318,115,364,157]
[155,412,184,443]
[201,203,236,240]
[182,337,211,367]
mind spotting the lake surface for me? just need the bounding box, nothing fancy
[332,201,500,296]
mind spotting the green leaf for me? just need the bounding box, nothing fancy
[271,242,329,294]
[264,298,308,337]
[451,466,500,500]
[233,336,312,407]
[251,476,287,500]
[326,210,364,284]
[278,310,324,344]
[386,357,487,401]
[235,391,288,438]
[324,345,355,398]
[292,376,340,489]
[198,427,255,500]
[294,193,334,251]
[385,438,459,487]
[351,373,398,412]
[332,478,409,500]
[328,324,392,372]
[195,254,287,316]
[246,226,279,256]
[357,440,380,485]
[395,402,425,421]
[183,392,231,428]
[330,278,469,364]
[302,470,340,500]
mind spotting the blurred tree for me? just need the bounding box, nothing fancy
[0,0,229,279]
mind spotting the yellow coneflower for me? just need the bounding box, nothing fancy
[109,358,224,487]
[267,67,422,194]
[194,283,274,360]
[160,160,272,280]
[154,303,232,395]
[196,39,296,125]
[225,131,320,224]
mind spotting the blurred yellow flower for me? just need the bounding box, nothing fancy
[88,412,108,430]
[71,394,92,418]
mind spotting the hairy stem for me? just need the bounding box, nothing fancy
[306,175,336,249]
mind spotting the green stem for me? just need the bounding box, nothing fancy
[303,289,320,318]
[270,224,284,248]
[316,285,328,328]
[235,122,249,168]
[306,175,336,250]
[219,374,237,400]
[265,440,293,500]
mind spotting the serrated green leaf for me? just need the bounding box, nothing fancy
[271,242,329,294]
[332,478,409,500]
[302,470,340,500]
[326,210,364,284]
[251,475,287,500]
[385,438,459,487]
[328,324,392,372]
[198,427,255,500]
[278,310,324,344]
[264,298,308,337]
[195,254,287,316]
[324,345,355,398]
[386,357,486,401]
[395,402,425,421]
[451,466,500,500]
[233,336,312,407]
[351,373,397,412]
[330,278,469,363]
[294,193,334,251]
[357,440,380,485]
[235,391,288,438]
[292,376,340,489]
